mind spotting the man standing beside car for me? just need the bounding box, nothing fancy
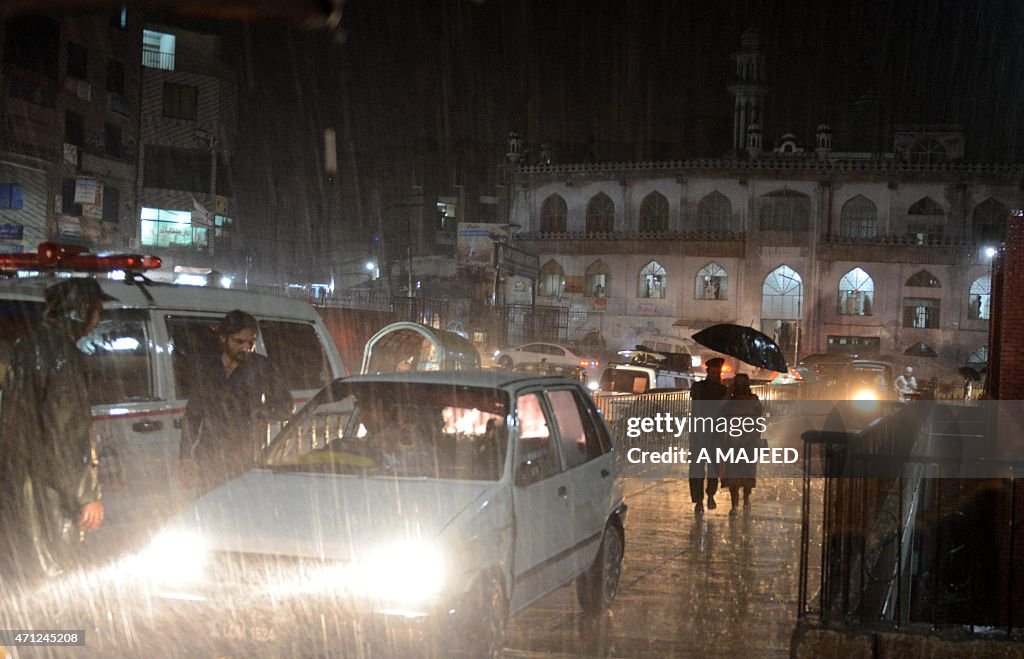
[688,357,729,515]
[0,279,111,585]
[179,310,293,494]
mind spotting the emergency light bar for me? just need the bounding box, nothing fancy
[0,242,162,273]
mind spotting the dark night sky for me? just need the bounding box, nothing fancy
[224,0,1024,274]
[309,0,1024,162]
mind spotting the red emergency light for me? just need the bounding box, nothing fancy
[0,242,162,273]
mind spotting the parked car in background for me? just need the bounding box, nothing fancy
[597,363,694,394]
[493,342,600,374]
[130,371,627,656]
[799,358,896,401]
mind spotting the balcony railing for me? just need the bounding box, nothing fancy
[142,50,175,71]
[821,233,979,248]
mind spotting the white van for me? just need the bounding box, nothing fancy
[0,275,346,553]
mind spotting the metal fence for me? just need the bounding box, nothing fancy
[797,402,1023,638]
[593,384,802,448]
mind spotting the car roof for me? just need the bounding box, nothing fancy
[0,276,323,322]
[344,369,581,389]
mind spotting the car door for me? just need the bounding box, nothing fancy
[82,309,183,533]
[545,387,616,575]
[518,343,542,363]
[509,390,575,611]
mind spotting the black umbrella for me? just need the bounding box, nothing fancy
[958,366,982,381]
[691,324,789,372]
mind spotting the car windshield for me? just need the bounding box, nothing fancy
[264,380,509,481]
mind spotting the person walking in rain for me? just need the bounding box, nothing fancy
[689,357,729,515]
[721,374,764,514]
[179,310,293,493]
[894,366,918,401]
[0,279,113,585]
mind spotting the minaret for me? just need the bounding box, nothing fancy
[727,29,770,156]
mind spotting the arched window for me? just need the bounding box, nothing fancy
[972,198,1009,243]
[586,193,615,233]
[697,191,733,232]
[761,265,803,319]
[695,262,728,300]
[539,194,567,233]
[840,195,877,238]
[585,260,611,298]
[908,197,944,216]
[838,267,874,316]
[638,191,669,232]
[538,259,565,297]
[638,260,666,299]
[967,346,988,365]
[759,190,810,231]
[909,138,947,165]
[906,269,941,288]
[907,197,945,243]
[968,273,991,320]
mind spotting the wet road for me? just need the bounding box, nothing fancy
[503,476,813,658]
[1,475,815,658]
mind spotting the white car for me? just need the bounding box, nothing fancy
[493,342,600,373]
[129,371,627,656]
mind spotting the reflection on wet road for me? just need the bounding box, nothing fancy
[0,476,815,658]
[503,477,814,658]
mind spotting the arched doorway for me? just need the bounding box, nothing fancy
[762,265,803,363]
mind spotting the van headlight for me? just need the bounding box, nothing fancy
[128,530,207,584]
[313,541,446,603]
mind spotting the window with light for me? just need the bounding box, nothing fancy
[638,260,666,299]
[838,267,874,315]
[538,259,565,297]
[695,262,728,300]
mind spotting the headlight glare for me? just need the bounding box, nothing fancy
[315,541,445,602]
[128,530,207,583]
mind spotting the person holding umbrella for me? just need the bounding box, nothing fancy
[689,357,729,515]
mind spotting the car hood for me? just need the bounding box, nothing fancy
[166,470,494,561]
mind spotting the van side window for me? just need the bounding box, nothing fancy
[79,310,155,405]
[165,315,221,400]
[259,320,330,391]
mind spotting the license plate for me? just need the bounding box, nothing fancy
[211,617,278,643]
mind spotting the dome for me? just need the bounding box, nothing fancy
[740,28,761,48]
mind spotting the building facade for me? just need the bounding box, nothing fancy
[1,9,142,254]
[502,32,1019,380]
[136,23,238,283]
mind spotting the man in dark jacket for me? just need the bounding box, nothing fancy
[689,357,729,515]
[0,278,112,585]
[179,310,293,493]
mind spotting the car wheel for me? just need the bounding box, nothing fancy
[453,573,507,658]
[498,355,513,369]
[576,521,624,616]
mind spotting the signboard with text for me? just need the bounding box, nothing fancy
[495,242,539,279]
[457,222,506,267]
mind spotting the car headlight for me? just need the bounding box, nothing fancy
[315,540,445,603]
[851,388,878,401]
[127,530,207,584]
